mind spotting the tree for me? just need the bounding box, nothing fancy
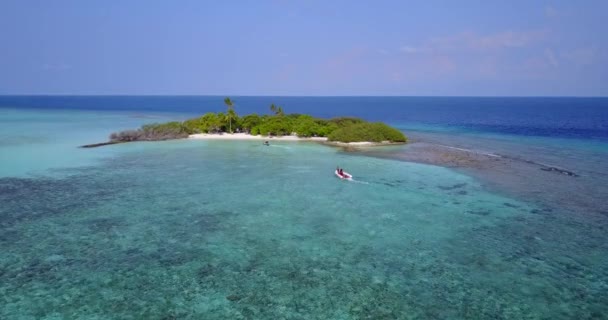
[224,97,235,133]
[215,112,228,132]
[227,108,237,132]
[270,103,284,116]
[294,115,320,137]
[257,116,291,136]
[241,114,262,133]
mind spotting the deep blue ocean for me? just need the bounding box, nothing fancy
[2,95,607,140]
[1,96,608,319]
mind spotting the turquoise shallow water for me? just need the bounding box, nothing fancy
[0,108,185,178]
[2,109,608,319]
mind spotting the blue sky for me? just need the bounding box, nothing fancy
[0,1,606,96]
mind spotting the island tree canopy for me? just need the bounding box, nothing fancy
[109,99,407,143]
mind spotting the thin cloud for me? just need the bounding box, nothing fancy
[561,48,596,67]
[399,46,429,54]
[402,30,548,54]
[545,49,559,67]
[393,29,555,82]
[472,31,538,49]
[442,30,545,51]
[545,6,558,18]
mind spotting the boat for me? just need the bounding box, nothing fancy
[335,169,353,180]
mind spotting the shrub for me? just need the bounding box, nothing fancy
[327,122,407,143]
[240,114,262,133]
[106,106,406,144]
[328,117,366,128]
[109,130,142,142]
[182,113,224,134]
[110,122,189,142]
[255,116,293,136]
[293,115,320,137]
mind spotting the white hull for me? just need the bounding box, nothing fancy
[335,170,352,180]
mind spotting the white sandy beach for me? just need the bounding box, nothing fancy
[189,133,328,142]
[188,133,397,146]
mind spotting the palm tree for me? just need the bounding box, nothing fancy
[270,103,284,116]
[224,97,234,133]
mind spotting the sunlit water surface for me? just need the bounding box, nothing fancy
[1,108,607,319]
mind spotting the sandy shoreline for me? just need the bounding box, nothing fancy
[189,133,328,142]
[188,133,404,147]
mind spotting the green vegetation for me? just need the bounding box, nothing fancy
[109,98,407,144]
[224,97,235,133]
[110,122,189,142]
[270,103,284,116]
[327,122,407,143]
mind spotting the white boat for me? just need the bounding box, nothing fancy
[335,169,352,180]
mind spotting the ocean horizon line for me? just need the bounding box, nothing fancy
[0,94,607,99]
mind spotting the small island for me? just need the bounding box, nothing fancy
[82,98,407,148]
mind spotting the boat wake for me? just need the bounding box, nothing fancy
[269,145,292,150]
